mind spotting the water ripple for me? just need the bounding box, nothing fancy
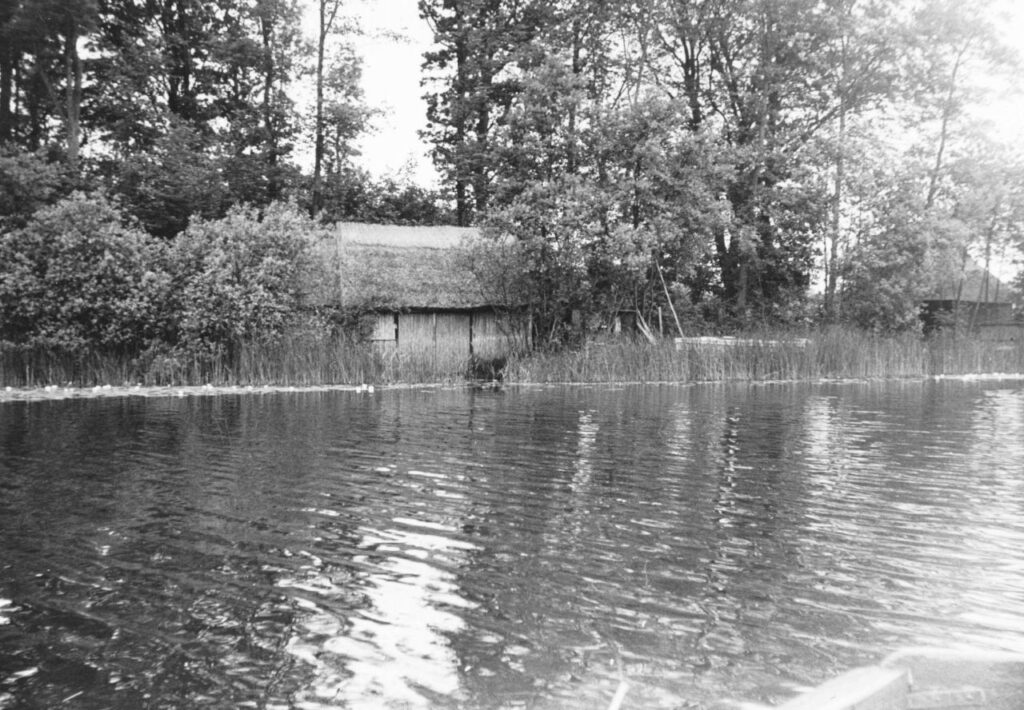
[1,381,1023,707]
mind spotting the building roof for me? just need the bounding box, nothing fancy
[314,223,489,310]
[924,263,1016,304]
[334,222,478,249]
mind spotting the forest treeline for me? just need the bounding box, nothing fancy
[1,0,1024,372]
[420,0,1024,337]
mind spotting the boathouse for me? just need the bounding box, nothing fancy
[920,262,1020,339]
[316,222,530,367]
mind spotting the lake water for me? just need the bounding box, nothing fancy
[1,379,1023,709]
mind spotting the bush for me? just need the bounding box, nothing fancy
[0,192,169,351]
[165,202,325,359]
[0,146,68,230]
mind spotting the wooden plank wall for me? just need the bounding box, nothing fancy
[397,313,436,360]
[435,313,471,364]
[368,314,397,355]
[369,309,527,363]
[396,312,472,373]
[471,312,505,359]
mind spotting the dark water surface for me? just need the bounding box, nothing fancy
[1,380,1023,709]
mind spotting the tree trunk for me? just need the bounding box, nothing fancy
[260,12,280,201]
[312,0,340,217]
[926,42,968,211]
[453,3,470,226]
[64,17,82,172]
[682,37,702,130]
[164,0,194,120]
[0,44,13,143]
[825,36,848,321]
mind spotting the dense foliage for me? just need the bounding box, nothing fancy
[0,193,166,351]
[1,0,1022,373]
[165,203,325,358]
[0,194,329,378]
[421,0,1024,338]
[0,0,449,231]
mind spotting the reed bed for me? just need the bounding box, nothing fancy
[0,332,473,388]
[2,328,1022,389]
[504,329,1024,384]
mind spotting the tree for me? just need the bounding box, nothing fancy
[0,0,98,169]
[311,0,367,216]
[211,0,306,205]
[421,0,916,328]
[111,122,228,239]
[0,192,168,350]
[0,145,68,228]
[837,160,933,332]
[420,0,549,225]
[165,202,321,359]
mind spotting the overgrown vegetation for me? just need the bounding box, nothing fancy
[505,331,1024,384]
[423,0,1024,337]
[2,1,1023,387]
[1,190,1022,390]
[4,324,1022,389]
[0,194,348,385]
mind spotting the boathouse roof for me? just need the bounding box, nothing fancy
[923,262,1016,304]
[315,222,489,310]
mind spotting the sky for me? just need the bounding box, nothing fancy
[325,0,1024,192]
[343,1,438,186]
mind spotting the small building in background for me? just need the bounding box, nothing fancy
[920,262,1020,340]
[315,223,530,371]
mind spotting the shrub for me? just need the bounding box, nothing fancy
[0,146,67,229]
[165,202,325,359]
[0,192,169,351]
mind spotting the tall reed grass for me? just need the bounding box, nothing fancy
[503,329,1024,383]
[2,328,1022,388]
[0,331,474,388]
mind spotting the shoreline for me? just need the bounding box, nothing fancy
[0,383,393,403]
[3,373,1024,403]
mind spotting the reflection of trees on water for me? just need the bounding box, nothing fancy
[444,386,817,707]
[675,386,816,700]
[3,382,1023,708]
[789,382,1024,667]
[0,393,387,706]
[958,387,1024,654]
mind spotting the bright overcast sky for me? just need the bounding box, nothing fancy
[346,1,438,186]
[330,0,1024,190]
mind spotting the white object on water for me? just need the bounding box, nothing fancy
[607,680,630,710]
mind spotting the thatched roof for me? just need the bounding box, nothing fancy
[334,222,478,248]
[924,262,1016,304]
[314,223,489,310]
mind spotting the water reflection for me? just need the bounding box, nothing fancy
[1,380,1023,708]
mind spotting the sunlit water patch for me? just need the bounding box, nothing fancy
[1,381,1022,708]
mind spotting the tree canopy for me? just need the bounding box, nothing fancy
[421,0,1024,337]
[1,0,1022,355]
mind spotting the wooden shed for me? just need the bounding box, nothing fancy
[315,223,529,368]
[921,261,1020,339]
